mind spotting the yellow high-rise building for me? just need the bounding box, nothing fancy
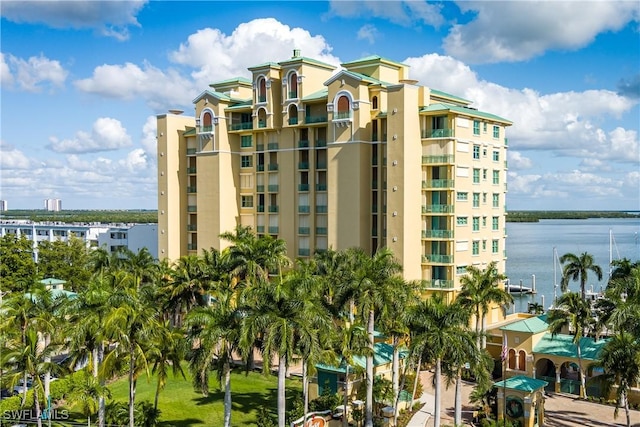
[157,51,511,297]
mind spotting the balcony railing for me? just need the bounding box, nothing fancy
[187,167,197,174]
[289,117,298,125]
[316,205,328,213]
[298,184,309,191]
[187,244,197,251]
[424,279,454,289]
[316,161,327,169]
[298,227,310,235]
[422,179,454,189]
[258,95,266,103]
[504,138,508,146]
[298,162,309,170]
[422,254,453,264]
[422,155,454,164]
[268,205,279,213]
[268,185,279,192]
[256,185,265,192]
[334,111,351,120]
[306,115,327,124]
[267,142,279,150]
[257,205,265,212]
[268,164,279,171]
[241,139,252,148]
[230,122,253,131]
[315,227,327,235]
[316,139,327,147]
[422,128,454,138]
[298,248,311,256]
[187,224,197,231]
[372,228,378,237]
[186,148,197,155]
[298,140,309,148]
[422,230,454,239]
[200,125,213,133]
[187,205,197,212]
[257,225,265,233]
[268,226,279,234]
[298,205,310,213]
[288,91,298,99]
[372,205,378,213]
[257,164,265,172]
[422,204,454,213]
[256,144,265,151]
[316,184,327,191]
[258,120,267,128]
[187,186,197,193]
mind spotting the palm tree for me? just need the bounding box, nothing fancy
[602,266,640,337]
[458,261,512,349]
[67,371,112,427]
[335,247,402,427]
[560,251,603,300]
[149,320,186,411]
[404,294,469,427]
[590,331,640,427]
[547,292,593,398]
[165,255,209,326]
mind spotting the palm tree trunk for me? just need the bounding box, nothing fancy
[475,309,481,350]
[410,352,422,409]
[34,387,43,427]
[278,354,286,427]
[391,336,399,419]
[343,363,349,427]
[303,359,310,427]
[129,346,136,427]
[454,368,462,426]
[223,359,232,427]
[577,344,586,398]
[97,342,105,427]
[481,314,488,349]
[623,391,630,427]
[44,333,51,403]
[365,309,375,427]
[434,358,442,427]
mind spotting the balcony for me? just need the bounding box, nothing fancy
[372,205,378,213]
[268,205,279,213]
[298,162,309,170]
[241,140,252,148]
[268,164,279,171]
[298,227,310,235]
[268,184,279,192]
[200,125,213,133]
[258,95,266,103]
[257,205,265,212]
[267,142,279,150]
[422,204,454,214]
[186,148,197,155]
[257,164,265,172]
[257,144,265,151]
[298,140,310,148]
[372,228,378,237]
[288,91,298,99]
[334,111,351,120]
[316,161,327,169]
[504,138,508,146]
[187,244,197,251]
[256,185,265,192]
[372,181,378,190]
[298,205,310,213]
[422,155,454,164]
[422,128,454,139]
[425,279,454,289]
[258,120,267,128]
[315,227,327,235]
[187,186,197,193]
[422,179,454,189]
[187,205,197,213]
[422,254,453,264]
[316,139,327,147]
[422,230,454,239]
[306,115,327,124]
[316,205,328,213]
[230,122,253,131]
[298,248,311,256]
[257,225,265,233]
[187,224,197,231]
[289,117,298,125]
[316,184,327,191]
[298,184,309,191]
[504,160,508,169]
[268,226,279,234]
[187,167,197,174]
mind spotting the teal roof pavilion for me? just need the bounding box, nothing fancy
[494,375,548,392]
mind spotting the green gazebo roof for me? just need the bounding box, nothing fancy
[316,342,407,374]
[533,333,607,361]
[494,375,548,392]
[500,315,549,334]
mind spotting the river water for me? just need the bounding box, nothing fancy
[505,217,640,312]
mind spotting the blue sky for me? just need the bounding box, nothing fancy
[1,1,639,211]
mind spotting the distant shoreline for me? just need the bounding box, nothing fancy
[0,209,638,224]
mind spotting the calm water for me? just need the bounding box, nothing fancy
[505,218,640,312]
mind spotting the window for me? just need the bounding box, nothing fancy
[241,135,252,147]
[372,96,378,110]
[473,120,480,135]
[482,216,487,227]
[492,239,499,253]
[336,95,350,119]
[289,72,298,98]
[473,168,480,183]
[241,155,252,168]
[457,217,468,226]
[492,193,499,208]
[492,216,499,230]
[202,111,213,132]
[257,77,267,102]
[473,193,480,207]
[472,241,479,255]
[472,217,480,231]
[456,266,467,275]
[483,148,487,157]
[482,240,487,251]
[493,170,500,184]
[241,195,253,208]
[493,150,499,162]
[483,193,487,204]
[483,123,487,133]
[456,192,468,201]
[473,145,480,159]
[493,125,500,138]
[482,169,487,180]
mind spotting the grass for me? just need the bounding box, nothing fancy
[95,366,303,427]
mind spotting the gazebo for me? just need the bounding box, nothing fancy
[494,375,547,427]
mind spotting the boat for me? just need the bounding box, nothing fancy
[505,279,533,294]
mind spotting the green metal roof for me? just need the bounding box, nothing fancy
[40,278,67,286]
[341,55,407,69]
[210,77,252,87]
[315,342,407,374]
[429,88,471,105]
[278,56,336,70]
[533,333,608,361]
[493,375,548,392]
[301,88,328,102]
[182,127,196,136]
[248,62,281,71]
[192,90,231,104]
[224,100,253,111]
[420,103,512,125]
[500,315,548,334]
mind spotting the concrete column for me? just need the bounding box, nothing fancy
[554,364,561,393]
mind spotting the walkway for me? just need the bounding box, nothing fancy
[406,390,435,427]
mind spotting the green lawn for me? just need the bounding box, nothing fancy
[102,366,303,426]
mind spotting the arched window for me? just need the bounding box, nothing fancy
[288,104,298,125]
[202,111,213,132]
[257,108,267,128]
[289,72,298,99]
[258,77,267,103]
[336,95,350,119]
[518,350,526,371]
[372,96,378,110]
[508,349,516,370]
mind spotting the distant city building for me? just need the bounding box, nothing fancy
[0,221,158,259]
[44,198,62,212]
[0,200,7,212]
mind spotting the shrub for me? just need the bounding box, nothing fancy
[50,378,71,401]
[0,395,23,413]
[105,400,160,427]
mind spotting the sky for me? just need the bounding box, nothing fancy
[1,0,639,211]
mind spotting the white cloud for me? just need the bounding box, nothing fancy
[357,24,379,44]
[328,0,444,27]
[1,53,68,92]
[47,117,132,154]
[140,116,158,159]
[507,151,532,170]
[0,141,31,169]
[119,148,148,173]
[444,1,640,63]
[0,0,147,40]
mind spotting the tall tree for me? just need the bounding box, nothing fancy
[547,292,593,398]
[36,236,91,291]
[458,261,512,349]
[149,320,186,411]
[560,251,603,300]
[165,254,209,326]
[0,234,37,292]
